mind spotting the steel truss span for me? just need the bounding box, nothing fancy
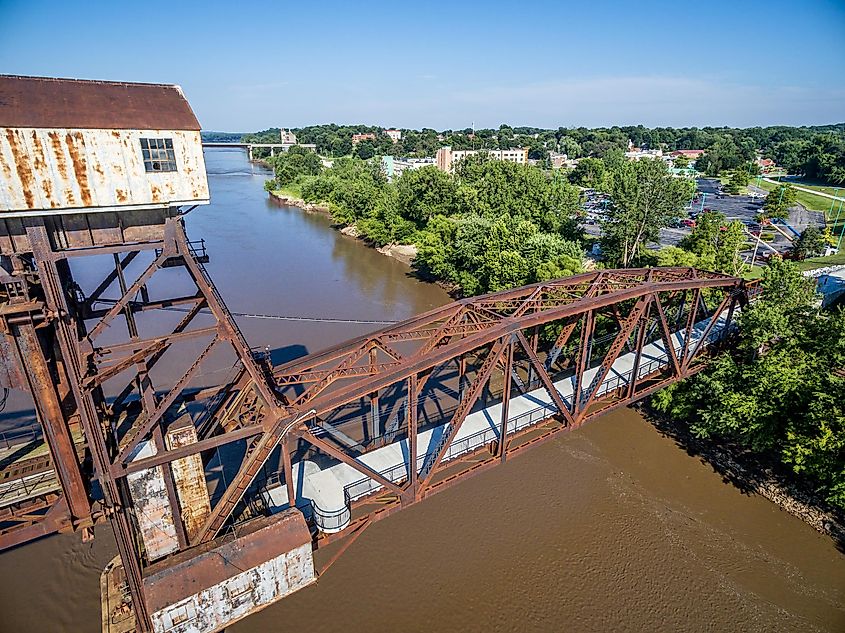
[0,226,753,633]
[109,265,750,552]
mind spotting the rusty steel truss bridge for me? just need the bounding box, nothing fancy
[0,212,756,631]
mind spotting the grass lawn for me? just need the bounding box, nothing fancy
[743,265,765,280]
[786,179,845,198]
[753,178,841,217]
[795,251,845,271]
[273,183,303,199]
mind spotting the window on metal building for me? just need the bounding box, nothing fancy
[140,138,177,172]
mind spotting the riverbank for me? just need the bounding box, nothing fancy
[639,402,845,544]
[268,190,419,266]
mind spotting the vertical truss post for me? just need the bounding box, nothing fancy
[283,435,295,509]
[573,310,595,422]
[653,294,682,377]
[722,292,739,341]
[497,338,514,462]
[406,373,418,500]
[679,288,701,369]
[526,326,539,387]
[368,349,379,444]
[627,301,652,400]
[9,322,90,523]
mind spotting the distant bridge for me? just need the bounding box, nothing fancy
[202,141,288,159]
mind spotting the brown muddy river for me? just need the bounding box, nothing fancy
[0,150,842,632]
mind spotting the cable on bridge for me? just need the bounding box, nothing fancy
[91,299,401,326]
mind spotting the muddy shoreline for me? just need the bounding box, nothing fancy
[638,402,845,545]
[267,191,432,274]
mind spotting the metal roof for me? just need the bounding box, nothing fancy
[0,75,201,131]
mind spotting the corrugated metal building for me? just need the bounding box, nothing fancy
[0,75,209,217]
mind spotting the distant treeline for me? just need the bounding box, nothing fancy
[201,131,246,143]
[242,123,845,183]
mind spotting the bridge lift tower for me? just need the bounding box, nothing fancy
[0,75,316,633]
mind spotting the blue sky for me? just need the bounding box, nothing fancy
[1,0,843,131]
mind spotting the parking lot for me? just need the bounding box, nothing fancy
[582,179,828,258]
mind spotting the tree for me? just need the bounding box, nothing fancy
[568,157,606,189]
[396,166,456,224]
[723,168,749,195]
[650,258,845,509]
[559,136,581,158]
[761,184,797,220]
[355,140,376,160]
[270,145,322,186]
[673,154,690,169]
[793,226,826,260]
[601,158,695,267]
[678,211,747,275]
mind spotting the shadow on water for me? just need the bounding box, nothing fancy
[269,344,309,367]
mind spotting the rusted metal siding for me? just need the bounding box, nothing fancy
[0,128,209,215]
[127,440,179,562]
[165,422,211,542]
[144,511,315,633]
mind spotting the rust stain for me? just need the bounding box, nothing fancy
[48,131,68,180]
[41,176,55,206]
[115,188,127,203]
[66,132,93,206]
[29,130,46,171]
[5,129,35,208]
[151,184,162,202]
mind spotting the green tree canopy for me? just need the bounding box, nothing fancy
[601,158,695,267]
[761,184,798,220]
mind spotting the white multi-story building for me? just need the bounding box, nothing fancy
[384,129,402,143]
[435,146,528,172]
[381,156,436,181]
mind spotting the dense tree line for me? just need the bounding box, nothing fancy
[244,123,845,182]
[265,151,586,295]
[653,258,845,509]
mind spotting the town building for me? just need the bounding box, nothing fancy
[280,128,297,146]
[352,133,376,145]
[625,148,663,161]
[382,155,436,181]
[756,157,776,172]
[384,129,402,143]
[0,74,210,213]
[549,152,578,170]
[669,149,706,161]
[435,146,528,172]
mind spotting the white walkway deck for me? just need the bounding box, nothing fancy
[263,311,731,533]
